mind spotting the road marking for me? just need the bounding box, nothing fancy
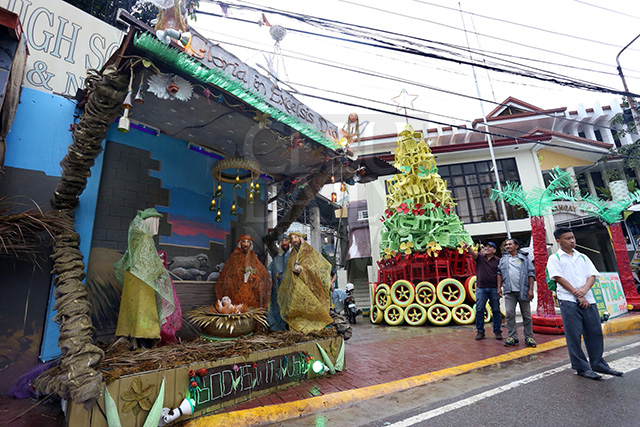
[386,341,640,427]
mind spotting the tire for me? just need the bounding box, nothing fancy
[391,280,415,307]
[369,283,378,307]
[404,303,428,326]
[532,324,564,335]
[473,303,492,323]
[375,286,392,310]
[451,303,476,325]
[415,282,437,308]
[531,315,563,328]
[427,303,452,326]
[464,276,477,302]
[384,305,405,326]
[436,278,466,307]
[348,309,357,324]
[370,306,383,324]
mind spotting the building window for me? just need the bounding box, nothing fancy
[612,130,622,148]
[439,158,527,224]
[594,129,603,142]
[578,131,586,139]
[357,210,369,221]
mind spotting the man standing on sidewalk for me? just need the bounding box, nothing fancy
[464,242,502,340]
[546,227,622,380]
[497,238,536,348]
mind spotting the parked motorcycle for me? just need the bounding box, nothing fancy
[344,283,360,324]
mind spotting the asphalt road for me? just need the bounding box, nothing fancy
[274,331,640,427]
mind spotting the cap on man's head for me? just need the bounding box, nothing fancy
[485,242,497,249]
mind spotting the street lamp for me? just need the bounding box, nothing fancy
[616,33,640,124]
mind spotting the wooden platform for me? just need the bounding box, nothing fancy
[66,336,344,426]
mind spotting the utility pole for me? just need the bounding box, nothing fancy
[616,33,640,124]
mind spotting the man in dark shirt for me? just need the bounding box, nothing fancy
[464,241,502,340]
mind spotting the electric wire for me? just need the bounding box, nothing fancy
[198,0,640,92]
[195,25,629,134]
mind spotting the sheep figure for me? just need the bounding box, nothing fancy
[206,262,224,282]
[168,253,211,270]
[170,267,206,281]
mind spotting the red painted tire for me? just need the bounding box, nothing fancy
[464,276,477,302]
[531,315,563,328]
[415,282,437,308]
[533,324,564,335]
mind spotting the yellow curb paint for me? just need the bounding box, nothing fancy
[184,314,640,427]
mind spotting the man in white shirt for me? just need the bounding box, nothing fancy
[546,227,623,380]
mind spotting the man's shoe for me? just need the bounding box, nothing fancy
[595,369,623,377]
[494,331,503,340]
[475,331,485,340]
[525,338,537,348]
[503,337,519,347]
[577,370,602,380]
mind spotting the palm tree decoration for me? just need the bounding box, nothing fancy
[555,189,640,307]
[491,167,573,318]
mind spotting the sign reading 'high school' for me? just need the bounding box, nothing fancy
[0,0,124,96]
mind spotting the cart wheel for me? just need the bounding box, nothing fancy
[404,303,428,326]
[452,303,476,325]
[436,278,466,307]
[370,306,384,324]
[375,286,391,310]
[391,280,415,307]
[384,305,405,326]
[427,303,452,326]
[464,276,477,302]
[415,282,437,308]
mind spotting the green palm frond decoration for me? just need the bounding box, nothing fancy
[555,188,640,225]
[491,167,571,216]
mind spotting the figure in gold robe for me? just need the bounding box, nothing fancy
[278,232,333,333]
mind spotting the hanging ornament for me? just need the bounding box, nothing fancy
[122,92,133,109]
[340,182,346,192]
[250,181,256,194]
[147,73,193,101]
[248,192,255,204]
[330,175,335,183]
[215,184,223,198]
[134,74,145,104]
[331,192,337,202]
[234,171,242,189]
[255,182,261,195]
[230,201,237,215]
[215,209,222,222]
[209,197,216,211]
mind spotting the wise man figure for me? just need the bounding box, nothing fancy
[215,234,271,309]
[267,236,290,331]
[278,232,333,333]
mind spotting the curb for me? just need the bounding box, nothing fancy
[184,313,640,427]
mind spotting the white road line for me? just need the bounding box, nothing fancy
[385,341,640,427]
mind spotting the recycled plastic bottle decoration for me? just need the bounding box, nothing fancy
[210,157,264,221]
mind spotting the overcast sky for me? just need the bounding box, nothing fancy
[190,0,640,136]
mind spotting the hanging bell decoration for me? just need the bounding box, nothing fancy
[255,182,261,195]
[122,92,133,109]
[248,192,255,204]
[215,209,222,222]
[214,184,223,198]
[331,192,337,202]
[249,181,255,194]
[330,175,335,183]
[230,201,237,215]
[134,86,144,104]
[234,173,242,189]
[340,182,346,192]
[209,197,216,211]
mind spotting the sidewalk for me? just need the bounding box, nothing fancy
[184,311,640,427]
[3,312,640,427]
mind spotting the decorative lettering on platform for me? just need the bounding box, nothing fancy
[194,352,309,410]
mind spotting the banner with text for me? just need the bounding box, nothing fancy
[593,272,628,319]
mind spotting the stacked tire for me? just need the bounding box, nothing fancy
[370,278,478,326]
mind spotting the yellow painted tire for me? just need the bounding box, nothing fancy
[370,306,384,324]
[473,303,492,323]
[384,305,405,326]
[427,303,452,326]
[464,276,477,302]
[451,303,476,325]
[369,283,379,307]
[436,278,466,307]
[415,282,437,308]
[403,303,428,326]
[375,286,392,310]
[391,280,415,308]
